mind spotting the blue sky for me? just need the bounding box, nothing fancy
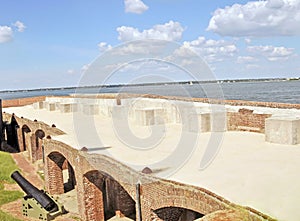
[0,0,300,90]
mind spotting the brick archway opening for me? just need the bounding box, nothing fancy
[153,207,204,221]
[83,170,136,221]
[32,129,45,161]
[47,152,76,194]
[21,125,31,151]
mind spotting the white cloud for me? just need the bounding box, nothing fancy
[0,21,26,43]
[0,26,13,43]
[237,56,257,63]
[207,0,300,37]
[13,21,26,32]
[117,20,184,41]
[247,45,295,61]
[181,36,238,62]
[67,69,75,75]
[124,0,149,14]
[245,38,252,44]
[81,64,90,72]
[97,42,112,53]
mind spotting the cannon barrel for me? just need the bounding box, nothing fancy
[11,171,58,212]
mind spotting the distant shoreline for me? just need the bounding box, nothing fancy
[0,77,299,93]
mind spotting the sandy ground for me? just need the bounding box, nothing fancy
[4,104,300,221]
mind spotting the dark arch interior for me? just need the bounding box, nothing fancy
[84,170,136,220]
[35,129,45,146]
[153,206,204,221]
[21,125,31,151]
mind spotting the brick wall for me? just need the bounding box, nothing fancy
[227,108,272,133]
[40,138,275,221]
[83,171,105,221]
[2,96,46,108]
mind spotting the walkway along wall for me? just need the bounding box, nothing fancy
[42,138,274,221]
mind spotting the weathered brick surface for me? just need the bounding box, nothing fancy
[2,96,46,108]
[83,171,105,221]
[227,108,272,133]
[3,113,64,162]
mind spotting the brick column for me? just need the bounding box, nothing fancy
[45,156,64,195]
[83,174,105,221]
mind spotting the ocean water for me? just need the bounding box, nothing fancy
[0,80,299,104]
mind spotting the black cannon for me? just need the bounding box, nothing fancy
[11,171,64,220]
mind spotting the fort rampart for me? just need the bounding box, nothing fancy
[1,95,287,220]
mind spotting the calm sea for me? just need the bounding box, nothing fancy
[0,80,299,104]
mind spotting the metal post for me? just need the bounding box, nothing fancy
[136,181,142,221]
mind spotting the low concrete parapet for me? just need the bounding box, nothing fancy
[265,116,300,145]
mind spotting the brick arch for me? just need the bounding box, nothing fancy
[140,179,229,220]
[83,169,136,221]
[46,151,76,195]
[152,206,204,221]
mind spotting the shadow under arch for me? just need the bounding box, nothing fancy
[153,206,204,221]
[83,170,136,221]
[47,151,76,194]
[21,124,31,151]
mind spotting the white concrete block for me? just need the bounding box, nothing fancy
[45,102,56,111]
[59,103,78,113]
[134,108,165,126]
[111,106,129,120]
[32,101,44,109]
[265,116,300,145]
[82,104,99,115]
[188,113,211,133]
[210,111,227,132]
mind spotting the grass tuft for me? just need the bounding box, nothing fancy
[0,151,20,183]
[0,151,23,221]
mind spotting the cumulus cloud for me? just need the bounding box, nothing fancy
[247,45,295,61]
[0,21,26,43]
[117,20,184,41]
[207,0,300,37]
[0,26,13,43]
[180,36,238,62]
[124,0,149,14]
[98,42,112,53]
[13,21,26,32]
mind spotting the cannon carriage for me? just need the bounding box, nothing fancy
[11,171,65,221]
